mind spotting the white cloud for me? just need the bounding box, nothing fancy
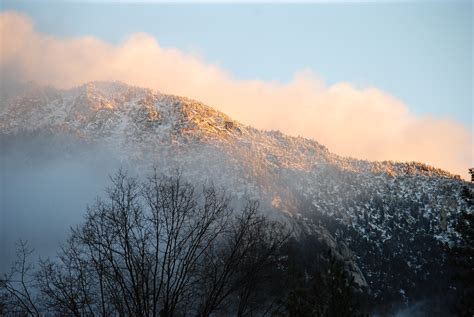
[1,11,472,178]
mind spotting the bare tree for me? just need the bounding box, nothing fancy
[0,241,40,316]
[1,169,290,316]
[196,201,290,316]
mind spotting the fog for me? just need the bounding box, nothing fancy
[0,131,267,273]
[0,133,121,272]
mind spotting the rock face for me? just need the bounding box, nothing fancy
[1,81,470,304]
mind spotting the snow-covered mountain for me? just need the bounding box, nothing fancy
[1,81,470,308]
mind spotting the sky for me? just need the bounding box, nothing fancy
[0,0,472,176]
[1,1,472,127]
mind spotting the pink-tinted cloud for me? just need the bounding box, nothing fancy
[1,11,472,178]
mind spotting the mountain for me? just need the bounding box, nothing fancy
[1,81,470,311]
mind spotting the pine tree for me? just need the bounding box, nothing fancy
[448,186,474,316]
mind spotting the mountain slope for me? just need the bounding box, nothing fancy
[1,81,470,308]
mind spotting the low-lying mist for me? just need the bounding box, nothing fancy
[0,131,268,273]
[0,133,121,272]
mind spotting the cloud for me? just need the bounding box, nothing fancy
[1,11,472,178]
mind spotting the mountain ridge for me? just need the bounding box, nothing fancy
[1,80,470,307]
[0,80,459,180]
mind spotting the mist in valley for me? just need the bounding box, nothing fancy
[0,133,121,272]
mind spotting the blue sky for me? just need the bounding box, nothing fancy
[1,0,472,129]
